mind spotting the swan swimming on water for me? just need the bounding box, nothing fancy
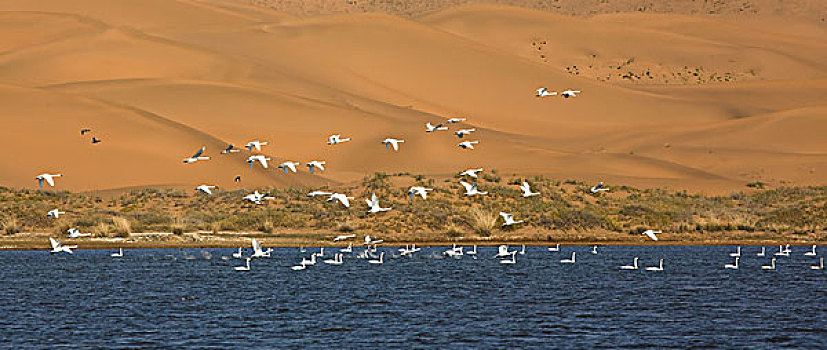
[291,261,307,271]
[234,258,251,271]
[232,247,243,259]
[762,258,776,270]
[560,252,576,264]
[111,248,124,258]
[620,257,639,270]
[757,247,765,257]
[804,245,817,256]
[811,258,824,270]
[730,246,741,257]
[548,244,560,252]
[500,251,517,264]
[724,257,739,270]
[324,253,344,265]
[340,243,353,253]
[774,245,789,257]
[645,259,664,271]
[368,252,385,264]
[591,245,598,255]
[494,245,512,258]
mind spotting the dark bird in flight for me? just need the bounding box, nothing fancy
[91,137,101,144]
[80,128,92,135]
[234,176,241,183]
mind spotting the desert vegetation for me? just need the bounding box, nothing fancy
[0,173,824,243]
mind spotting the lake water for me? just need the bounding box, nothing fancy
[1,246,825,349]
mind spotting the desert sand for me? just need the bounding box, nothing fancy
[0,0,825,195]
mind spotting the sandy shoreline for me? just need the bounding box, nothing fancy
[2,232,823,251]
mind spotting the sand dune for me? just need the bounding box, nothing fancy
[0,1,824,193]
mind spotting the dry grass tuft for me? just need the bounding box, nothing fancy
[112,216,131,238]
[1,216,21,235]
[93,222,112,238]
[467,207,498,237]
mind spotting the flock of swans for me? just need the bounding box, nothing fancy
[219,235,824,273]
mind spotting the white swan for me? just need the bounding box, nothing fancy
[762,258,776,270]
[381,138,405,151]
[251,239,272,258]
[804,244,817,256]
[49,237,75,254]
[246,155,271,169]
[454,128,475,138]
[408,186,433,200]
[307,161,326,174]
[548,244,560,252]
[730,246,741,257]
[46,209,65,219]
[519,181,540,197]
[591,245,598,255]
[183,146,210,164]
[111,248,124,257]
[645,259,664,271]
[278,161,300,174]
[195,184,216,195]
[334,234,356,242]
[536,87,557,97]
[518,245,526,255]
[366,193,392,214]
[560,251,576,264]
[327,193,354,208]
[66,228,91,238]
[245,140,269,152]
[757,247,765,257]
[364,235,384,246]
[499,212,524,227]
[368,252,385,264]
[561,90,581,98]
[458,140,479,150]
[466,245,477,256]
[642,229,661,241]
[232,247,243,259]
[620,257,639,270]
[494,244,512,258]
[445,118,466,124]
[301,253,318,266]
[327,134,351,145]
[221,143,240,154]
[234,258,251,271]
[500,251,517,264]
[724,257,739,270]
[459,168,483,178]
[774,245,789,257]
[590,181,609,193]
[425,122,448,133]
[308,190,333,198]
[340,243,353,253]
[36,173,62,188]
[460,181,488,196]
[243,190,274,205]
[324,253,344,265]
[811,258,824,270]
[443,244,464,258]
[291,262,307,271]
